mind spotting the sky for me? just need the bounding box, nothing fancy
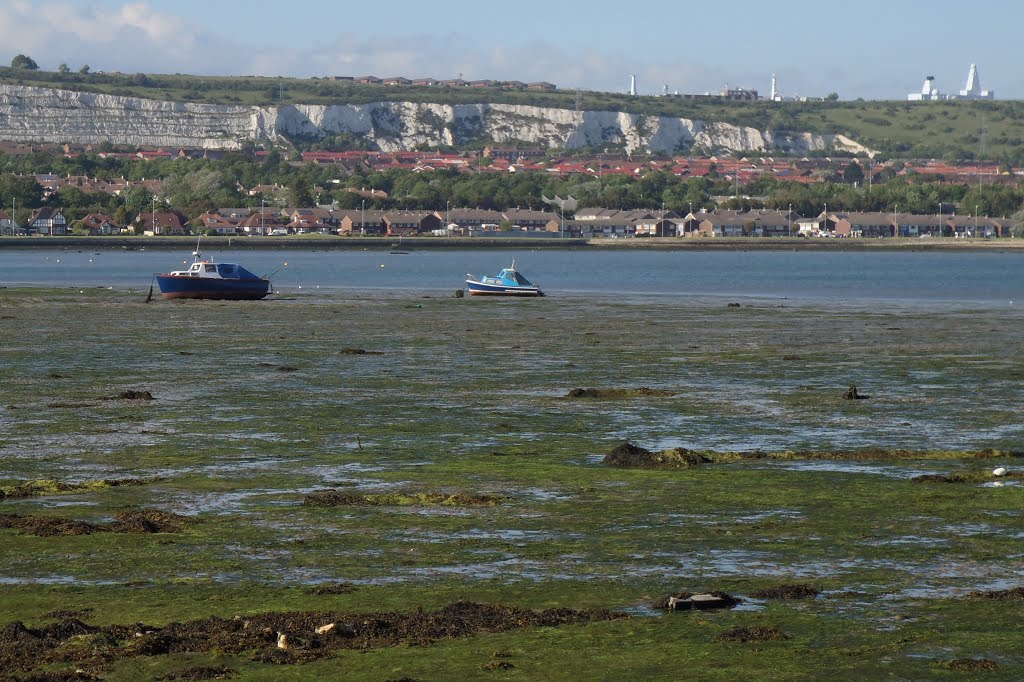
[0,0,1019,100]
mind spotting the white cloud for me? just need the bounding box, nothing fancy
[0,1,786,97]
[0,0,210,72]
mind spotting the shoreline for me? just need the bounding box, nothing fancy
[0,235,1021,251]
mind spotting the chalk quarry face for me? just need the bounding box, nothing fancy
[0,84,873,156]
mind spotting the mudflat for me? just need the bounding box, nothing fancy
[1,287,1022,679]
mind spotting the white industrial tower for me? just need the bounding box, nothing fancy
[960,64,994,99]
[629,74,636,96]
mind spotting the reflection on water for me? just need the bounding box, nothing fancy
[1,247,1022,305]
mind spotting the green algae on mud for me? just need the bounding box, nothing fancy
[303,491,506,507]
[2,288,1024,678]
[0,477,153,500]
[603,441,1024,469]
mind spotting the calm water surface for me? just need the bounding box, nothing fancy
[0,246,1021,307]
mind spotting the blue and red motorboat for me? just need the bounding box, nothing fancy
[152,244,271,300]
[465,262,544,297]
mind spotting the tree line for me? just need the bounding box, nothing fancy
[1,151,1022,233]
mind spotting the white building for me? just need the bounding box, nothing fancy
[908,76,942,101]
[908,64,994,101]
[959,63,994,99]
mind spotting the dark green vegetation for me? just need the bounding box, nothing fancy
[4,151,1024,231]
[1,287,1023,679]
[2,65,1022,162]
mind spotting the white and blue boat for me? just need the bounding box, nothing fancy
[465,261,544,297]
[153,244,271,300]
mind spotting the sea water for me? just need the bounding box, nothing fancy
[0,246,1021,308]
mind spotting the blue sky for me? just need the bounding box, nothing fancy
[0,0,1018,100]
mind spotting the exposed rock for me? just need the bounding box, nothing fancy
[0,84,875,156]
[843,385,868,400]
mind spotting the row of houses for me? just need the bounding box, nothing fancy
[578,208,1012,239]
[328,76,557,91]
[2,205,1013,239]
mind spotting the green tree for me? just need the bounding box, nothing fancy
[79,65,90,75]
[0,174,45,209]
[58,63,70,74]
[113,204,129,228]
[288,176,314,208]
[11,54,39,70]
[842,162,865,185]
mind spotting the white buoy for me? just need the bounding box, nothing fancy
[993,467,1007,477]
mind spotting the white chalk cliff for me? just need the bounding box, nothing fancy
[0,85,873,156]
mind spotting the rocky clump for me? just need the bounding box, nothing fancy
[0,602,626,677]
[159,665,237,680]
[0,509,192,537]
[564,387,673,399]
[749,584,821,600]
[912,471,1023,484]
[101,390,154,401]
[603,442,722,469]
[844,385,867,400]
[0,478,151,500]
[339,348,384,355]
[303,583,356,596]
[714,625,788,643]
[943,658,1000,672]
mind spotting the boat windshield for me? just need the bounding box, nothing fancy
[216,263,259,279]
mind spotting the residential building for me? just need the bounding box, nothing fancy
[134,211,189,235]
[382,211,442,236]
[338,209,386,235]
[28,208,69,235]
[192,211,240,235]
[79,213,121,235]
[0,210,22,235]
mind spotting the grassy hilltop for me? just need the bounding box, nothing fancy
[1,66,1021,162]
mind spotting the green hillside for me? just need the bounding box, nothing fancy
[0,66,1020,163]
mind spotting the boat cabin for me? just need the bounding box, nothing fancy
[168,261,258,280]
[482,268,533,287]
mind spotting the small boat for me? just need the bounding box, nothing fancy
[465,261,544,297]
[152,242,271,300]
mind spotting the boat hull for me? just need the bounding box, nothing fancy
[466,280,544,297]
[156,274,271,300]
